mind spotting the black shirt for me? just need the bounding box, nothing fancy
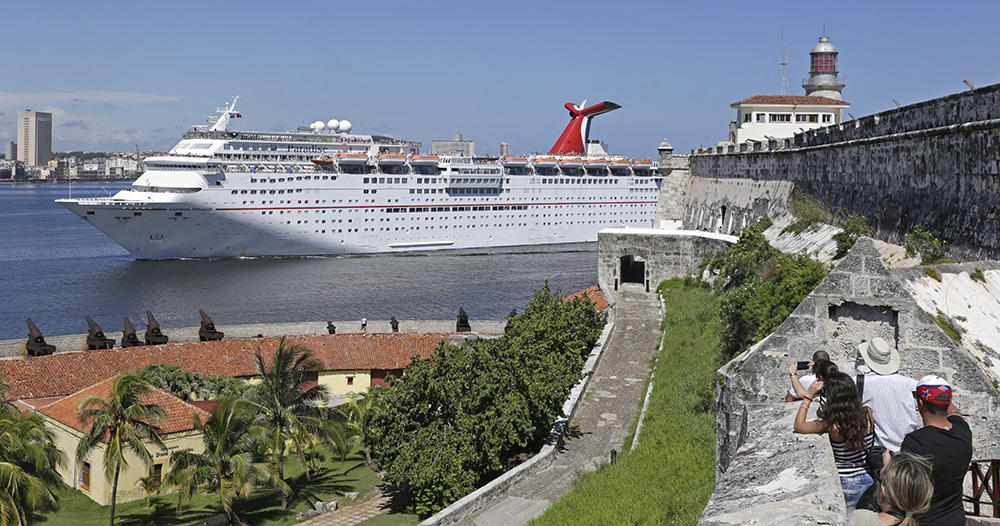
[900,414,972,526]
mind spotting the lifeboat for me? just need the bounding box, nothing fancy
[336,152,368,164]
[631,159,654,175]
[376,153,406,165]
[608,158,630,169]
[502,155,528,167]
[558,157,583,169]
[531,156,558,168]
[310,157,334,166]
[409,154,440,165]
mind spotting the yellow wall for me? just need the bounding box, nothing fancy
[45,416,204,505]
[319,370,370,396]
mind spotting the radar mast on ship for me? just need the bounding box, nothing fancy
[198,95,242,132]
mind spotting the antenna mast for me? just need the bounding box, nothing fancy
[780,31,788,95]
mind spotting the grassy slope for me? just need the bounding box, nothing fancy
[35,450,419,526]
[528,279,721,525]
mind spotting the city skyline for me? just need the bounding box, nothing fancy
[4,0,999,159]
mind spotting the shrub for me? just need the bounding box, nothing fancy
[972,268,986,282]
[783,192,832,234]
[906,225,949,264]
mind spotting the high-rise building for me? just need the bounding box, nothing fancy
[499,142,509,157]
[431,132,475,157]
[5,141,15,160]
[17,110,52,167]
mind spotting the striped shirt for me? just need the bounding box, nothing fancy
[830,428,875,478]
[857,368,921,452]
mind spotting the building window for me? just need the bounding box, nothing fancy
[743,113,752,123]
[756,113,765,123]
[151,463,164,483]
[795,114,819,123]
[346,376,354,386]
[81,462,91,490]
[769,113,791,122]
[822,114,833,123]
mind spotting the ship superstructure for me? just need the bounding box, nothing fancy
[57,98,661,259]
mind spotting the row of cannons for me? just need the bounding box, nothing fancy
[25,310,224,357]
[27,307,489,357]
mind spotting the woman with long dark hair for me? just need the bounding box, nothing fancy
[794,371,875,513]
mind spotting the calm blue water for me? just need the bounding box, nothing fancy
[0,182,598,339]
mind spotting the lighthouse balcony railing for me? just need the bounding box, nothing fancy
[801,76,847,88]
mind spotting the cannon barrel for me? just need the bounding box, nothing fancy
[121,316,141,348]
[144,311,169,346]
[198,309,224,341]
[456,307,471,333]
[85,315,115,350]
[25,318,56,356]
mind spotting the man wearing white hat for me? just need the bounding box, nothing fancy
[855,337,920,452]
[901,375,972,525]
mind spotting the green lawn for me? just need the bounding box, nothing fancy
[527,279,722,525]
[33,450,418,526]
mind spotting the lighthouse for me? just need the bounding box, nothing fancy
[802,36,846,101]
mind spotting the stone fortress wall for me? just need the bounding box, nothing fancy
[699,238,1000,524]
[671,82,1000,261]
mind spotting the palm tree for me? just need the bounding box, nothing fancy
[137,475,159,509]
[344,391,385,467]
[244,339,328,509]
[166,397,287,525]
[0,403,64,526]
[76,373,165,526]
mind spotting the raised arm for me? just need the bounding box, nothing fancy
[793,380,827,434]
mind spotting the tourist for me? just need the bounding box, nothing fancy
[900,375,972,525]
[855,338,920,452]
[847,451,933,526]
[786,351,835,401]
[794,371,875,513]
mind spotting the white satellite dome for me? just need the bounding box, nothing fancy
[327,119,340,131]
[311,120,326,132]
[338,120,352,134]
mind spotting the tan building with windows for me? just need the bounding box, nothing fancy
[17,110,52,167]
[35,377,210,505]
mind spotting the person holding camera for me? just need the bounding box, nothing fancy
[794,371,876,514]
[786,350,832,402]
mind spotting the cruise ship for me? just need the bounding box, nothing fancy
[57,97,661,259]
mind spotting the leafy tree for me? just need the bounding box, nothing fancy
[76,373,165,526]
[139,364,248,401]
[832,214,873,259]
[137,475,159,509]
[344,392,386,467]
[0,401,65,526]
[244,339,329,509]
[166,397,287,525]
[368,284,606,516]
[905,225,950,264]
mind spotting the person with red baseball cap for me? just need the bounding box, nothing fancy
[900,374,972,525]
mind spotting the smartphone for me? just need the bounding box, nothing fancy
[796,361,811,370]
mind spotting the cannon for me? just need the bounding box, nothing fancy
[456,307,471,333]
[144,311,169,345]
[25,318,56,356]
[85,316,115,350]
[198,310,224,341]
[327,321,336,335]
[390,316,399,333]
[121,316,141,347]
[505,308,517,333]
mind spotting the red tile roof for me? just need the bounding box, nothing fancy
[565,286,609,311]
[0,333,450,402]
[730,95,850,107]
[38,376,212,436]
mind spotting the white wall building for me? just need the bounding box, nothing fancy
[729,96,849,143]
[728,35,849,144]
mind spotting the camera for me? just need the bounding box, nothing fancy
[796,361,811,370]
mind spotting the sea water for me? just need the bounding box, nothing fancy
[0,182,598,339]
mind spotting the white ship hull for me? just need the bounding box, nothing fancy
[57,171,659,259]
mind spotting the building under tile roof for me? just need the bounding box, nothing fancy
[38,376,212,436]
[730,95,850,106]
[564,286,608,311]
[0,332,451,403]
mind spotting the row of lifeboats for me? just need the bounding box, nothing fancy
[311,153,654,169]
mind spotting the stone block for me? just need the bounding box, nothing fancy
[861,256,891,276]
[834,254,864,274]
[868,277,909,299]
[813,272,853,296]
[898,347,941,377]
[852,276,870,297]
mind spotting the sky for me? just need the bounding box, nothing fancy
[4,0,999,159]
